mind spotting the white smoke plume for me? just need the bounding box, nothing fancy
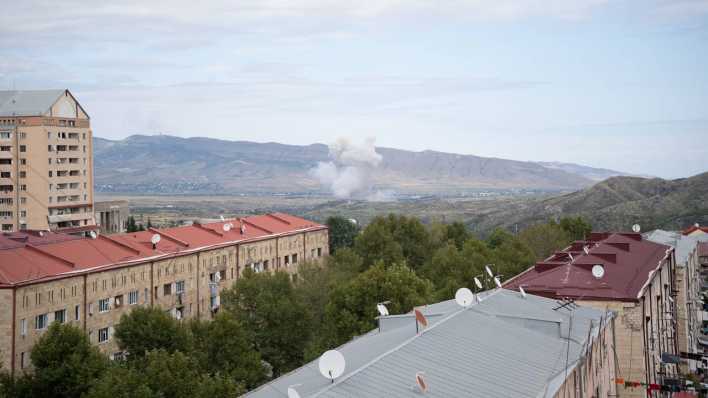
[311,137,387,200]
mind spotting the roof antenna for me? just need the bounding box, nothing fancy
[220,215,225,222]
[376,301,390,332]
[519,285,527,298]
[583,246,589,255]
[414,308,428,333]
[319,350,346,384]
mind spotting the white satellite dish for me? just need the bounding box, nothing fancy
[591,264,605,279]
[348,218,358,225]
[376,303,389,316]
[474,277,483,290]
[319,350,346,381]
[151,234,161,245]
[583,246,589,255]
[89,230,97,239]
[493,277,502,288]
[223,223,231,232]
[519,286,527,298]
[287,386,301,398]
[455,288,474,307]
[485,265,494,278]
[632,224,641,233]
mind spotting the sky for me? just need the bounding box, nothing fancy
[1,0,707,179]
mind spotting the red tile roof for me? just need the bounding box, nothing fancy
[503,232,672,302]
[0,213,325,287]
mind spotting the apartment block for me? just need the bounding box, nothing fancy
[0,212,328,373]
[505,232,678,398]
[0,89,94,232]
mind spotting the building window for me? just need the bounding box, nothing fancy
[20,159,26,165]
[318,247,322,257]
[20,197,26,204]
[35,313,48,330]
[284,255,290,266]
[20,319,26,336]
[98,298,110,313]
[54,309,66,324]
[19,145,26,152]
[128,290,139,305]
[98,327,109,343]
[75,305,80,321]
[114,295,124,308]
[163,283,172,296]
[292,254,298,264]
[20,352,25,369]
[20,185,26,191]
[176,281,185,294]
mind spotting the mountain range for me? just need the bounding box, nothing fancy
[93,135,636,195]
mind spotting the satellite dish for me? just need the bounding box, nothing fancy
[485,265,494,278]
[474,277,483,290]
[632,224,641,233]
[591,264,605,279]
[348,218,357,225]
[519,286,527,298]
[89,231,97,239]
[454,288,474,307]
[287,386,301,398]
[493,277,502,289]
[583,246,589,255]
[223,223,231,232]
[38,231,44,237]
[319,350,346,381]
[376,303,389,316]
[415,372,428,393]
[151,234,161,245]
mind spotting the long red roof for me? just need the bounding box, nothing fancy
[504,232,672,302]
[0,213,325,287]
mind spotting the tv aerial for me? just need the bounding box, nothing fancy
[583,246,589,255]
[473,277,483,290]
[319,350,346,383]
[591,264,605,279]
[220,215,225,222]
[493,276,502,289]
[632,224,641,233]
[485,265,494,278]
[455,288,474,307]
[151,233,161,249]
[376,302,390,316]
[519,285,527,298]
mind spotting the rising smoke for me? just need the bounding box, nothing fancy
[311,137,390,200]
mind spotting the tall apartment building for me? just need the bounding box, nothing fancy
[0,90,95,233]
[0,212,328,374]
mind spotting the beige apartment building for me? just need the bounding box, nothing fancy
[0,213,328,374]
[0,89,94,233]
[505,232,678,397]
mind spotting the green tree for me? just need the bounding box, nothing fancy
[519,222,572,260]
[29,322,109,398]
[146,218,154,229]
[559,216,592,241]
[114,307,192,360]
[325,216,360,254]
[353,221,404,269]
[86,350,242,398]
[125,216,139,233]
[221,270,312,376]
[188,313,267,389]
[320,262,433,347]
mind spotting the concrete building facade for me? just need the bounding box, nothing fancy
[0,90,95,233]
[94,200,129,234]
[0,212,328,373]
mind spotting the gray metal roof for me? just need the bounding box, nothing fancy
[244,289,611,398]
[0,89,66,117]
[645,229,708,265]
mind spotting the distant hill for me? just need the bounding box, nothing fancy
[464,172,708,233]
[534,161,645,181]
[94,135,634,195]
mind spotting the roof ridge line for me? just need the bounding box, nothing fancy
[149,227,191,246]
[98,234,141,255]
[25,244,75,268]
[191,223,223,237]
[242,219,273,234]
[311,289,504,397]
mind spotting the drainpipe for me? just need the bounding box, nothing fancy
[10,287,16,375]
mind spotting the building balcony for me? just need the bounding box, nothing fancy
[48,212,89,223]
